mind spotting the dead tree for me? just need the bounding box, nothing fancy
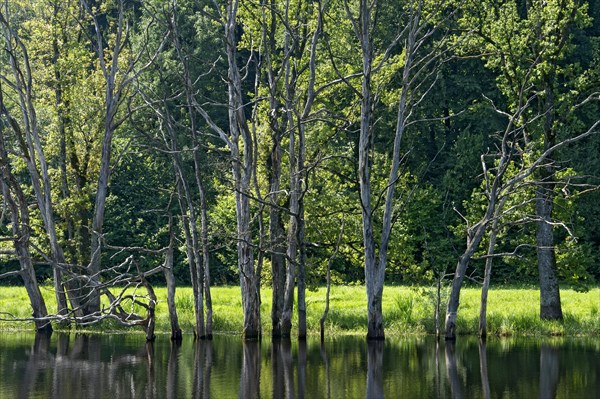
[0,128,51,333]
[0,6,72,319]
[165,214,182,341]
[81,0,167,315]
[344,0,454,339]
[169,1,214,338]
[444,93,600,339]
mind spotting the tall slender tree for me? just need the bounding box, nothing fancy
[344,0,450,339]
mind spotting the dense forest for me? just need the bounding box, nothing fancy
[0,0,599,340]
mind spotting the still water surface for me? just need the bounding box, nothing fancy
[0,332,598,398]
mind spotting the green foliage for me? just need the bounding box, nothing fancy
[1,0,599,335]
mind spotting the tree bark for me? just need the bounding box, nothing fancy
[352,0,423,340]
[0,173,51,332]
[0,12,72,319]
[536,71,563,321]
[536,189,563,320]
[200,193,213,339]
[296,121,308,340]
[84,0,128,315]
[479,216,500,339]
[177,188,205,339]
[355,0,382,340]
[281,113,298,338]
[445,222,489,340]
[268,135,286,338]
[225,0,261,340]
[165,216,182,341]
[170,4,214,338]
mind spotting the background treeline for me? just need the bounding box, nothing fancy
[0,0,599,339]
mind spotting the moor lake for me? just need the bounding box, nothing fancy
[0,332,598,398]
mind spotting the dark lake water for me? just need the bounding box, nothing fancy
[0,332,598,398]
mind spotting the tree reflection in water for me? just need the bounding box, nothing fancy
[319,341,331,399]
[445,340,463,399]
[239,340,260,399]
[166,341,181,399]
[193,340,212,399]
[1,334,596,398]
[14,333,151,398]
[298,340,307,398]
[479,340,491,399]
[144,341,155,399]
[366,340,384,399]
[539,344,560,399]
[19,332,50,398]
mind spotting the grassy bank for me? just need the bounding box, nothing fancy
[0,285,598,337]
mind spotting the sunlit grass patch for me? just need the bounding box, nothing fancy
[0,285,598,337]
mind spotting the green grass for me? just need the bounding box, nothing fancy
[0,285,598,337]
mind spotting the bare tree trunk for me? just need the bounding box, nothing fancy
[536,73,563,321]
[200,192,213,339]
[149,58,207,338]
[0,10,71,319]
[536,190,563,320]
[445,222,488,340]
[282,115,298,338]
[296,123,308,340]
[267,131,286,338]
[354,0,381,340]
[295,0,325,340]
[225,0,261,340]
[0,172,51,333]
[256,0,288,340]
[446,119,517,340]
[165,216,182,341]
[87,80,118,316]
[83,0,166,318]
[142,279,157,342]
[52,8,76,264]
[350,0,424,340]
[51,7,75,320]
[479,217,500,339]
[176,185,205,339]
[297,209,307,340]
[83,0,129,315]
[320,217,344,342]
[435,277,441,340]
[236,182,261,340]
[170,3,213,337]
